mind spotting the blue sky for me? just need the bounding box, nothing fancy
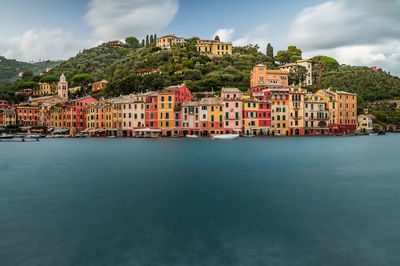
[0,0,399,75]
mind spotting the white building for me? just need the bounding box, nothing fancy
[279,59,313,86]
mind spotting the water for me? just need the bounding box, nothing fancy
[1,135,400,266]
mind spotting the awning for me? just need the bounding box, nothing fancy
[54,128,69,133]
[20,126,32,131]
[133,128,161,132]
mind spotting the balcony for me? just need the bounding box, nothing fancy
[290,116,302,120]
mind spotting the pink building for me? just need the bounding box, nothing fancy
[221,88,243,134]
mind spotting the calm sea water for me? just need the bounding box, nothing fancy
[1,135,400,266]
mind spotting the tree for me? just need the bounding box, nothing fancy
[39,75,59,83]
[289,65,307,86]
[311,55,340,88]
[146,35,149,46]
[184,69,202,81]
[71,74,95,95]
[19,81,38,89]
[154,34,157,41]
[150,35,154,44]
[21,70,34,81]
[142,39,145,47]
[125,37,139,49]
[215,35,220,41]
[275,46,302,65]
[266,43,274,58]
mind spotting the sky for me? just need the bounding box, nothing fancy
[0,0,399,76]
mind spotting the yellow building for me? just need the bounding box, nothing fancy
[1,109,16,126]
[196,40,232,57]
[158,91,175,134]
[269,88,290,136]
[33,83,57,97]
[206,97,224,134]
[288,87,305,136]
[156,34,185,50]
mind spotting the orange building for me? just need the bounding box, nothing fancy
[16,105,39,126]
[92,80,109,91]
[250,64,289,87]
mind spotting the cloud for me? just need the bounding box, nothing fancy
[85,0,179,40]
[0,29,93,62]
[288,0,400,75]
[233,24,271,52]
[213,28,235,42]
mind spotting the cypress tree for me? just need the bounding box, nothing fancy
[146,35,149,46]
[150,35,154,43]
[142,39,145,47]
[266,43,274,58]
[154,34,157,41]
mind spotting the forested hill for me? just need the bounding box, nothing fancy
[0,56,61,83]
[320,66,400,103]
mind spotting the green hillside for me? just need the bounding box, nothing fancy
[0,56,61,83]
[320,66,400,102]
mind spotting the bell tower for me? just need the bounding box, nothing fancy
[58,73,68,101]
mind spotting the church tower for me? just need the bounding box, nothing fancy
[58,73,68,101]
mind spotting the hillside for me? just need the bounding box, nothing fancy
[0,56,61,83]
[320,66,400,102]
[48,43,131,82]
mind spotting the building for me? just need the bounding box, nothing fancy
[92,80,109,92]
[107,40,124,48]
[269,87,290,136]
[156,34,186,50]
[120,94,146,136]
[203,97,224,135]
[242,98,271,136]
[58,73,68,101]
[315,88,357,134]
[250,64,289,87]
[196,39,232,57]
[357,114,374,134]
[278,59,313,86]
[34,82,57,97]
[85,100,107,135]
[0,109,16,127]
[288,88,305,136]
[181,101,200,136]
[222,88,243,134]
[144,91,159,129]
[16,105,39,126]
[304,94,329,135]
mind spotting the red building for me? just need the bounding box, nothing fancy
[61,96,98,132]
[159,84,192,102]
[92,80,109,91]
[144,92,159,129]
[0,100,9,109]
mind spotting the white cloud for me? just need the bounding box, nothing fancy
[85,0,179,40]
[288,0,400,75]
[213,28,234,42]
[233,24,270,52]
[0,29,93,62]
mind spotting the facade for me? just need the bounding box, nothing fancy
[288,88,305,136]
[16,105,39,126]
[196,40,232,57]
[120,94,146,136]
[156,34,185,50]
[0,109,16,127]
[0,100,9,109]
[250,64,289,87]
[144,92,159,129]
[206,97,224,135]
[242,98,271,136]
[107,40,124,48]
[269,87,290,136]
[315,88,357,134]
[304,94,329,135]
[357,114,374,133]
[181,101,200,136]
[278,59,313,86]
[34,82,57,97]
[222,88,243,134]
[92,80,109,92]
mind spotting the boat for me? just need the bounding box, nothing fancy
[0,133,14,139]
[369,133,378,136]
[186,135,198,138]
[25,134,41,139]
[213,134,239,140]
[0,138,39,142]
[172,134,182,138]
[243,135,255,138]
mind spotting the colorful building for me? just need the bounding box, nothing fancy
[181,101,200,136]
[242,98,271,136]
[120,94,146,136]
[196,40,233,57]
[0,109,16,127]
[304,94,329,135]
[92,80,109,92]
[288,88,305,136]
[156,34,186,50]
[222,88,243,134]
[16,105,39,126]
[144,91,159,129]
[250,64,289,87]
[34,82,57,97]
